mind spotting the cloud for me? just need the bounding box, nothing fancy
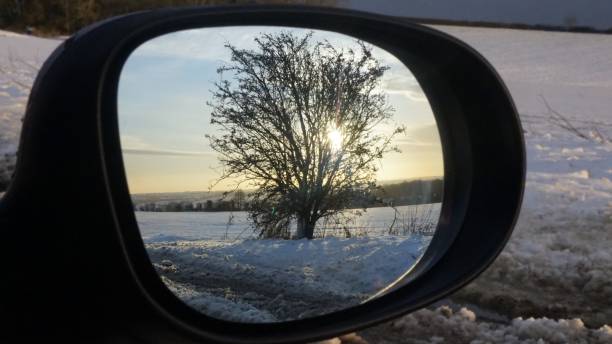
[129,26,431,105]
[120,135,214,157]
[122,148,215,157]
[131,26,315,62]
[119,135,152,150]
[382,72,429,102]
[386,89,429,102]
[130,26,412,67]
[394,123,442,147]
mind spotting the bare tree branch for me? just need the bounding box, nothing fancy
[207,31,403,239]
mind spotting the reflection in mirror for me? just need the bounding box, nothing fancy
[118,26,443,323]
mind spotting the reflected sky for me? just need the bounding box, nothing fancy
[118,27,443,193]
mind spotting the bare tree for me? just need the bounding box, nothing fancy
[207,31,403,239]
[232,189,246,210]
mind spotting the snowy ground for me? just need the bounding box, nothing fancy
[1,26,612,343]
[352,26,612,344]
[137,204,438,322]
[148,235,430,322]
[438,24,612,324]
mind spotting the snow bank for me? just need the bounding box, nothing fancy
[371,306,612,344]
[148,236,429,295]
[147,235,430,321]
[454,114,612,325]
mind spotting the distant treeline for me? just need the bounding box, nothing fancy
[396,16,612,35]
[134,178,443,212]
[0,0,337,35]
[2,1,610,36]
[137,196,246,212]
[376,178,443,206]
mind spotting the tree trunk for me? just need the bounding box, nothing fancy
[296,216,315,239]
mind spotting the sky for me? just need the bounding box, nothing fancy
[118,26,443,194]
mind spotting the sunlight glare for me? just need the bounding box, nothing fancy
[328,127,343,152]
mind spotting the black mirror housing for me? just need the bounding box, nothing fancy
[0,6,524,343]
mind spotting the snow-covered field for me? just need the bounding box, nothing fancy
[1,25,611,342]
[137,204,440,242]
[355,26,612,344]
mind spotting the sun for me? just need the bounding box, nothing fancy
[328,127,343,152]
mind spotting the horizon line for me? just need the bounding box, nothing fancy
[130,176,444,196]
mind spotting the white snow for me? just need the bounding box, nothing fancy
[375,306,612,344]
[425,25,612,331]
[150,235,429,295]
[147,235,430,321]
[137,204,438,321]
[137,203,440,242]
[1,25,611,340]
[160,275,277,323]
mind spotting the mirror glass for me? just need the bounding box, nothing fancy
[118,26,443,323]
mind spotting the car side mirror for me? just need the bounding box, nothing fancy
[0,6,524,343]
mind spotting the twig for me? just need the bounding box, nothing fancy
[539,95,589,140]
[539,95,610,143]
